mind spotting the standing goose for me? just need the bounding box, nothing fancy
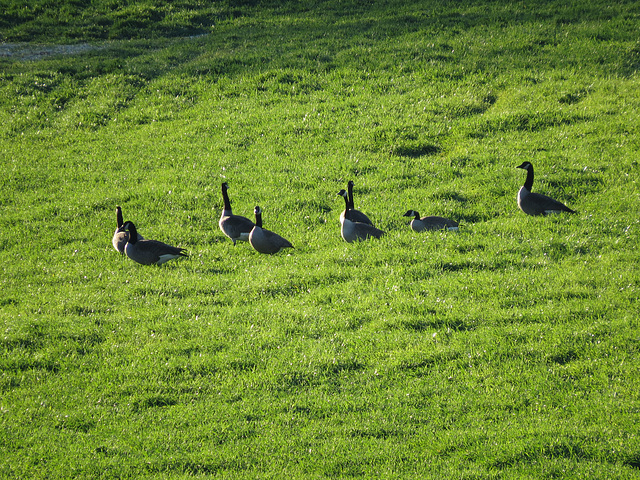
[121,221,187,265]
[249,206,294,254]
[344,180,374,226]
[403,210,459,232]
[112,206,143,253]
[219,182,255,245]
[338,189,385,242]
[516,161,576,216]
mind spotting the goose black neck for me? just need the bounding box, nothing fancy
[347,182,355,209]
[116,207,124,228]
[127,223,138,244]
[342,193,351,213]
[221,184,233,212]
[255,212,263,228]
[523,165,534,191]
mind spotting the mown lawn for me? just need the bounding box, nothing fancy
[1,0,639,478]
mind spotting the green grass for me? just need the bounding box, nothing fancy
[1,0,640,478]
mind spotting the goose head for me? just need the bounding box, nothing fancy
[121,221,139,243]
[403,210,420,219]
[516,161,533,171]
[337,189,350,209]
[253,205,263,228]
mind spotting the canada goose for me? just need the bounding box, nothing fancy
[249,206,294,254]
[338,189,385,242]
[112,206,143,253]
[344,180,374,226]
[121,221,187,265]
[403,210,459,232]
[516,162,576,216]
[219,182,255,245]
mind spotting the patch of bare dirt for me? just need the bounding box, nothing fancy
[0,43,103,61]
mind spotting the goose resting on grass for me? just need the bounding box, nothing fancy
[403,210,459,232]
[249,206,294,254]
[516,161,576,216]
[121,221,187,265]
[112,206,143,253]
[338,189,385,243]
[342,180,374,226]
[219,182,255,245]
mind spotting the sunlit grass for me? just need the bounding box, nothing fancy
[1,0,640,478]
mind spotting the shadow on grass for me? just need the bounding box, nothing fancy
[401,317,476,333]
[131,394,178,412]
[277,359,365,391]
[391,144,441,158]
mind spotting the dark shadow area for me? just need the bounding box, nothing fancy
[391,144,441,158]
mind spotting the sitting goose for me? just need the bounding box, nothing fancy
[219,182,255,245]
[403,210,459,232]
[338,189,385,242]
[344,180,374,226]
[121,221,187,265]
[249,206,294,254]
[516,161,576,216]
[112,206,143,253]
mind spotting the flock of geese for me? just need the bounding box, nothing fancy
[112,161,576,266]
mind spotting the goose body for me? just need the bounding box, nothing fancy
[218,182,255,245]
[112,206,143,253]
[403,210,459,232]
[121,221,187,265]
[338,189,385,242]
[342,180,374,226]
[516,162,576,216]
[249,206,294,254]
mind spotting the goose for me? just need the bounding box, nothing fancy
[249,206,294,254]
[403,210,459,232]
[516,161,576,216]
[112,206,143,253]
[121,221,187,265]
[338,189,385,242]
[344,180,374,226]
[218,182,255,245]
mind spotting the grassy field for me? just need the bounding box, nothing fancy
[1,0,640,478]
